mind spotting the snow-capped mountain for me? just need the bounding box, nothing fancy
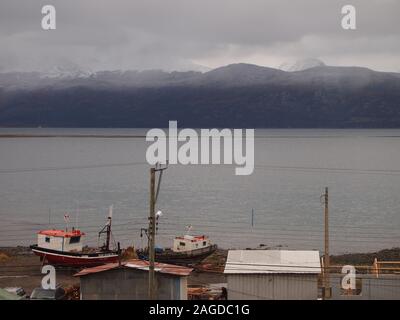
[279,58,326,72]
[1,62,400,128]
[40,65,93,79]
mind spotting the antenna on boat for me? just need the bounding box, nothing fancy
[48,208,51,229]
[185,225,193,235]
[108,204,113,220]
[64,213,70,231]
[75,200,80,230]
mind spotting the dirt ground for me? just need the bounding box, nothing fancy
[4,246,398,297]
[0,246,225,296]
[0,247,80,295]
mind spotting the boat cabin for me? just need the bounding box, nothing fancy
[173,235,211,253]
[37,229,85,253]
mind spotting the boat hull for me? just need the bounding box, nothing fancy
[30,245,119,267]
[138,244,217,266]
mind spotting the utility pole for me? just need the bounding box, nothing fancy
[148,162,168,300]
[323,187,331,299]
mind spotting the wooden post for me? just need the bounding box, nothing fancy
[148,167,156,300]
[323,187,331,298]
[148,162,168,300]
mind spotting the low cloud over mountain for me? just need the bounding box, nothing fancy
[0,63,399,128]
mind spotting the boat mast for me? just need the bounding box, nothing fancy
[106,205,113,251]
[98,205,113,251]
[75,200,80,230]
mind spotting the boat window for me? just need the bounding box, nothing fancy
[203,241,206,246]
[179,242,186,246]
[45,237,50,243]
[69,236,81,244]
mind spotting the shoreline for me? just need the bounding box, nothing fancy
[1,246,400,296]
[2,245,400,261]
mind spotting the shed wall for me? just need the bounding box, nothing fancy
[227,274,319,300]
[80,268,187,300]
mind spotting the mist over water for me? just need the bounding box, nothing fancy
[1,128,400,254]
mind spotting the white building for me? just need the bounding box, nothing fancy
[224,250,321,300]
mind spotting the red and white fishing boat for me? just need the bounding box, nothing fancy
[30,206,119,267]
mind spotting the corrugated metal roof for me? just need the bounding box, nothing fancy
[224,250,321,274]
[74,259,193,277]
[74,262,120,277]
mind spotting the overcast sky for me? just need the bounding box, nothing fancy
[0,0,399,72]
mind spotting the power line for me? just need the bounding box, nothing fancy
[1,161,400,176]
[2,225,400,244]
[2,214,400,236]
[0,161,147,174]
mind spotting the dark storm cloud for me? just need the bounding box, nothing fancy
[0,0,399,72]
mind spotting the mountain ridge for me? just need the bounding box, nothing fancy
[1,63,399,90]
[0,63,400,128]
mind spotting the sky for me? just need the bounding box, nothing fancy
[0,0,399,73]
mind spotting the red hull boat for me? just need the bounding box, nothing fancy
[30,245,119,266]
[30,206,119,267]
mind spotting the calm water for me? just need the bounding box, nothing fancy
[1,128,400,254]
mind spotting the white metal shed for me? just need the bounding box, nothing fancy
[224,250,321,300]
